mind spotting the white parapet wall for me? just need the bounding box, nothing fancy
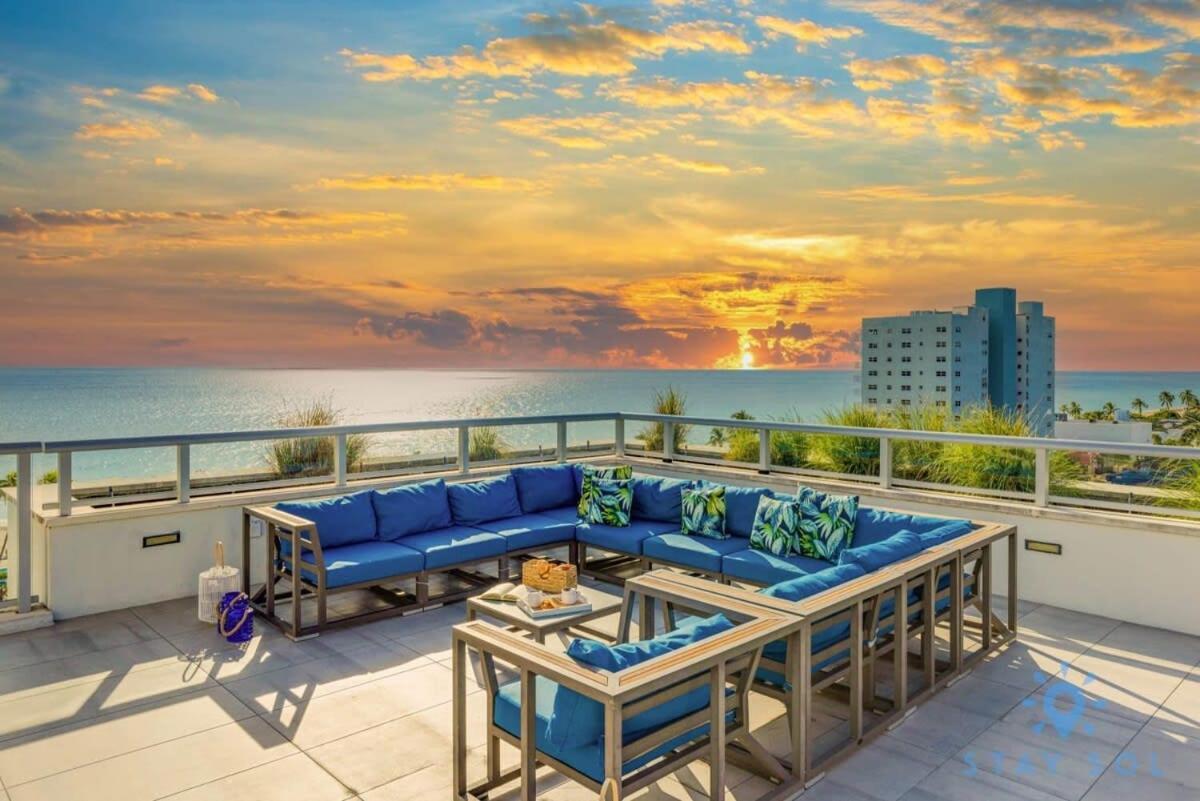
[23,460,1200,638]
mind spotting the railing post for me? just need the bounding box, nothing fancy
[176,444,190,503]
[57,451,72,517]
[335,433,347,486]
[1034,447,1049,507]
[878,436,892,489]
[458,426,470,474]
[16,451,32,614]
[663,420,675,462]
[556,420,567,463]
[758,428,770,474]
[614,417,625,457]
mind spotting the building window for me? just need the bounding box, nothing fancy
[901,370,912,377]
[935,400,946,407]
[937,386,947,392]
[867,328,879,335]
[867,343,877,349]
[936,341,947,348]
[867,370,877,376]
[936,326,947,333]
[901,342,912,349]
[868,356,877,363]
[936,370,947,377]
[937,356,947,363]
[954,370,961,377]
[867,384,877,390]
[955,400,962,407]
[901,327,912,334]
[901,385,912,391]
[901,356,912,363]
[901,399,912,406]
[867,398,877,404]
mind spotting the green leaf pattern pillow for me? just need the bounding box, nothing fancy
[749,495,803,557]
[577,464,634,516]
[681,485,727,539]
[796,486,858,561]
[587,478,633,527]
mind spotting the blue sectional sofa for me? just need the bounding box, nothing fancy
[246,461,982,638]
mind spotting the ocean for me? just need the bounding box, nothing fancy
[1,368,1197,488]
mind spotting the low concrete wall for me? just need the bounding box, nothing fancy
[32,458,1200,637]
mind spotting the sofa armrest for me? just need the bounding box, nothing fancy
[453,620,613,701]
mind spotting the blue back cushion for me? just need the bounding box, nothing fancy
[371,479,453,540]
[511,464,578,513]
[838,530,925,573]
[276,491,377,550]
[721,485,779,538]
[918,520,975,548]
[853,507,962,548]
[631,476,691,523]
[761,562,867,602]
[446,475,523,526]
[549,614,734,747]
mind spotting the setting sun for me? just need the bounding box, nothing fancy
[741,351,755,369]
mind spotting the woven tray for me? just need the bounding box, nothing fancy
[521,558,578,593]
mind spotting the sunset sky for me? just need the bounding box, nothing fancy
[1,0,1197,369]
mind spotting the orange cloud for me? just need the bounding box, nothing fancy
[137,84,182,103]
[74,119,162,142]
[818,183,1093,207]
[497,112,685,148]
[312,172,542,191]
[188,83,220,102]
[847,54,948,91]
[756,15,863,50]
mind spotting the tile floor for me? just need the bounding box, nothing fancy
[0,585,1198,801]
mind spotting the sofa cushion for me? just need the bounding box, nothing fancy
[548,614,732,747]
[582,478,633,526]
[446,475,522,526]
[643,533,746,573]
[681,485,727,540]
[721,548,833,586]
[722,485,780,538]
[917,519,975,548]
[512,464,578,513]
[396,525,505,569]
[838,530,924,573]
[761,562,867,603]
[276,490,377,550]
[853,507,959,548]
[493,675,725,783]
[299,540,424,588]
[577,465,633,516]
[539,505,582,525]
[474,513,576,552]
[749,495,804,557]
[372,479,453,540]
[631,476,691,523]
[796,486,858,562]
[576,519,677,555]
[567,614,733,672]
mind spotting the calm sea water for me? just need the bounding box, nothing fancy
[2,368,1198,486]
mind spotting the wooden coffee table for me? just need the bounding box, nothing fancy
[465,584,624,644]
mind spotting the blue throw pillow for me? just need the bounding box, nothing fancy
[762,562,867,602]
[838,530,924,573]
[796,486,858,562]
[918,519,974,548]
[550,614,734,747]
[511,464,578,513]
[631,476,691,522]
[276,490,377,550]
[446,474,522,526]
[371,479,453,539]
[853,507,958,548]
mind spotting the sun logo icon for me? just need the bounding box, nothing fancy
[1024,661,1107,738]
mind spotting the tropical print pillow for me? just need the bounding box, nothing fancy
[748,495,803,557]
[577,464,634,516]
[681,485,727,539]
[584,478,633,527]
[796,486,859,561]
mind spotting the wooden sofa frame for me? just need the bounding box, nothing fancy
[451,578,807,801]
[241,504,576,639]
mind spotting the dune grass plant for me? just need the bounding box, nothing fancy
[264,397,369,478]
[638,386,690,453]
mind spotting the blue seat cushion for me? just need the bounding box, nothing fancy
[918,520,975,548]
[299,540,424,588]
[474,513,576,552]
[493,675,728,782]
[548,614,732,748]
[512,464,579,513]
[643,533,748,573]
[395,525,505,569]
[372,479,453,540]
[838,531,924,573]
[720,548,833,585]
[853,507,965,548]
[576,519,678,555]
[276,490,377,550]
[446,474,523,526]
[539,505,582,525]
[761,562,867,603]
[631,476,691,523]
[721,485,781,538]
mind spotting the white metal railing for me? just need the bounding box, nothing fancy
[1,441,41,614]
[4,410,1199,616]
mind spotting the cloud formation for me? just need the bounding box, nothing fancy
[756,16,863,50]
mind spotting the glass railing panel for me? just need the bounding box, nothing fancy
[69,447,176,509]
[1050,451,1200,518]
[348,428,458,479]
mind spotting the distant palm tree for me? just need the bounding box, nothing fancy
[1179,410,1200,445]
[1181,389,1198,409]
[1160,391,1176,411]
[1068,401,1083,418]
[1131,398,1147,415]
[1101,402,1116,420]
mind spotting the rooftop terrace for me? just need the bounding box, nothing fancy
[0,579,1197,801]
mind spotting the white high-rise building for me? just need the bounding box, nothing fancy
[860,288,1055,434]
